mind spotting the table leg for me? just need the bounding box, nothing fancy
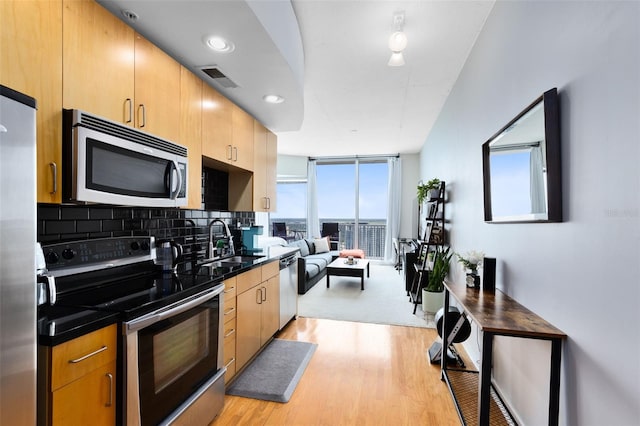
[441,290,450,380]
[548,338,562,426]
[479,332,493,425]
[327,274,330,288]
[367,262,370,277]
[361,271,364,290]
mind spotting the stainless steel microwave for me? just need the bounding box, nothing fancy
[63,109,187,207]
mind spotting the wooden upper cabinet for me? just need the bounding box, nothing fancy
[179,66,202,210]
[62,0,135,124]
[202,83,232,162]
[231,104,254,171]
[2,0,63,203]
[134,34,180,142]
[253,121,277,212]
[63,0,180,142]
[201,85,252,172]
[265,129,278,210]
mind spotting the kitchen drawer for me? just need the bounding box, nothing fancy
[236,268,262,294]
[223,320,236,380]
[224,292,237,321]
[223,317,236,341]
[223,276,237,298]
[51,324,117,391]
[261,259,279,281]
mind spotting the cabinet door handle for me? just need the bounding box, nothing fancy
[226,145,233,161]
[233,146,238,162]
[267,197,271,210]
[256,288,261,304]
[125,98,133,123]
[224,328,236,338]
[105,373,113,407]
[223,307,235,315]
[49,162,57,194]
[224,357,235,369]
[223,286,235,294]
[261,286,267,302]
[68,345,108,363]
[138,104,146,128]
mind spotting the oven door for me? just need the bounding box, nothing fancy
[124,285,225,426]
[71,125,187,207]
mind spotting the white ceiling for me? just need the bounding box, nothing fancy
[97,0,495,157]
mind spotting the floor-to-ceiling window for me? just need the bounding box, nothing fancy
[270,182,307,239]
[316,158,388,259]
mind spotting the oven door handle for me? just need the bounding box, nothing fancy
[125,284,224,333]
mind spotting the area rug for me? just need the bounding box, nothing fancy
[298,262,436,328]
[226,339,317,403]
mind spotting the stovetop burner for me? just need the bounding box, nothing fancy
[38,237,227,342]
[37,236,265,344]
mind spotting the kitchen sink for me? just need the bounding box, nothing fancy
[200,255,265,269]
[222,255,265,263]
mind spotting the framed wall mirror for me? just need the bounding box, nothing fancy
[482,88,562,223]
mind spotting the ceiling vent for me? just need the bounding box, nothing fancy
[200,67,239,89]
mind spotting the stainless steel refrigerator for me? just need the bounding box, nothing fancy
[0,85,37,425]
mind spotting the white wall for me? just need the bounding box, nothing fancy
[419,1,639,425]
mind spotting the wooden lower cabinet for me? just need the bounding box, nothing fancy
[51,360,116,425]
[235,261,280,371]
[39,324,117,426]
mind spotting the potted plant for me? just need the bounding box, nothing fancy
[422,246,453,314]
[456,250,485,289]
[417,178,441,204]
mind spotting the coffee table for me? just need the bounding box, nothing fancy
[326,258,370,290]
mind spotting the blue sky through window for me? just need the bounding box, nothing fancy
[272,161,389,220]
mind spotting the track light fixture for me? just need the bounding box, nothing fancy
[388,12,407,67]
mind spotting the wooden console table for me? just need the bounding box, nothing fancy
[442,281,567,426]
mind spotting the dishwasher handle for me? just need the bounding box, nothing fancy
[279,254,298,269]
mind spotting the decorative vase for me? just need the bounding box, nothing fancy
[466,273,480,289]
[422,289,445,314]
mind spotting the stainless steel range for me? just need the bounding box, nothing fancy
[37,236,226,426]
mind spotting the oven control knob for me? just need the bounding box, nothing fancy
[62,248,75,260]
[130,241,140,251]
[140,241,150,251]
[45,251,59,264]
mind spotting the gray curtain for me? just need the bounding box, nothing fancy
[383,157,402,263]
[306,159,320,238]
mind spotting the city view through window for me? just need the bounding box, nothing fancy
[271,161,389,259]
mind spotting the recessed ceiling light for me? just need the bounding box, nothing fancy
[205,36,235,53]
[263,94,284,104]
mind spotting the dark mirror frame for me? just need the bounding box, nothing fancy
[482,88,562,223]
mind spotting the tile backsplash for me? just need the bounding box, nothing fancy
[38,204,255,259]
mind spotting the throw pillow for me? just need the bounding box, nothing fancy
[314,237,330,254]
[288,239,309,257]
[304,238,316,255]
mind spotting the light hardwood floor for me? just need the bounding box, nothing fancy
[211,317,462,425]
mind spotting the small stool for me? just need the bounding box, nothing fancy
[339,249,365,259]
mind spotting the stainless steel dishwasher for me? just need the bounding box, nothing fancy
[278,250,299,329]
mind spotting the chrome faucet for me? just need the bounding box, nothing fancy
[207,219,234,259]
